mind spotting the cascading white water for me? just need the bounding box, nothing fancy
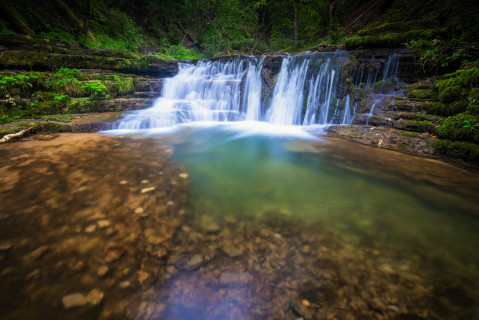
[244,56,266,121]
[115,51,401,130]
[266,56,309,125]
[116,58,251,129]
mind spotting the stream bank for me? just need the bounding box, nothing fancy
[1,33,478,166]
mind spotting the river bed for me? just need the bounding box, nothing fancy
[0,126,478,319]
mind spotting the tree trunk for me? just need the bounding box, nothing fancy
[328,1,335,26]
[82,0,92,36]
[293,2,298,47]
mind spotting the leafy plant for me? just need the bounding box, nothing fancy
[463,120,479,130]
[47,68,84,96]
[81,81,110,98]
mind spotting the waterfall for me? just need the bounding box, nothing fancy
[244,56,266,121]
[115,51,401,130]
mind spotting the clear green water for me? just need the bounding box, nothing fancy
[163,124,479,283]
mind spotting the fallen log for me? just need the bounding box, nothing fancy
[0,127,32,144]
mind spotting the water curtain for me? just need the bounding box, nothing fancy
[116,51,400,129]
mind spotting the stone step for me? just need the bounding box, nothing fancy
[353,112,440,133]
[389,97,427,112]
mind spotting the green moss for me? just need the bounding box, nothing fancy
[408,89,435,99]
[433,139,479,163]
[467,102,479,116]
[437,68,479,103]
[405,120,435,133]
[402,132,419,138]
[424,101,469,116]
[29,122,72,134]
[436,113,479,143]
[438,85,462,103]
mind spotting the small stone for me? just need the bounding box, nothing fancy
[381,263,395,274]
[141,187,155,194]
[302,245,311,254]
[119,281,130,288]
[62,293,88,309]
[74,261,86,272]
[186,254,203,270]
[97,220,110,229]
[97,265,109,277]
[167,201,174,206]
[222,244,243,258]
[119,180,128,185]
[0,243,12,252]
[155,248,166,259]
[137,270,149,284]
[87,289,104,306]
[302,300,310,307]
[141,180,149,184]
[148,236,165,245]
[134,207,144,215]
[26,269,40,280]
[179,173,188,179]
[88,213,106,221]
[104,245,125,263]
[26,246,49,260]
[85,224,97,233]
[259,228,271,237]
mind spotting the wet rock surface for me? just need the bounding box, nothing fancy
[0,133,477,320]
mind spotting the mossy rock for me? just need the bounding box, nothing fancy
[433,139,479,163]
[424,101,469,116]
[404,120,436,133]
[29,121,72,134]
[438,85,462,104]
[436,113,479,143]
[436,68,479,104]
[407,89,436,99]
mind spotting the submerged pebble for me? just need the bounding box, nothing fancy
[104,245,125,263]
[62,293,88,309]
[84,224,97,233]
[87,289,104,306]
[0,244,12,252]
[97,265,109,277]
[140,187,155,194]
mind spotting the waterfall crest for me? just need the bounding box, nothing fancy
[115,51,401,129]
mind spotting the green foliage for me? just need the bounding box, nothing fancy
[39,30,76,42]
[53,93,69,107]
[327,24,345,45]
[47,68,84,96]
[0,72,42,96]
[160,45,204,60]
[80,81,110,99]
